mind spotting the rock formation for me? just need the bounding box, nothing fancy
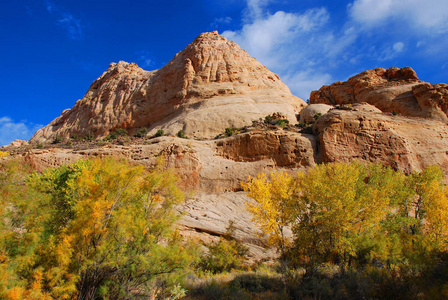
[12,33,448,262]
[310,67,448,121]
[313,103,448,173]
[31,31,305,144]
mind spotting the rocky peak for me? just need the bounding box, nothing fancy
[31,32,304,144]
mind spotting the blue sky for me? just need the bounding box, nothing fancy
[1,0,447,146]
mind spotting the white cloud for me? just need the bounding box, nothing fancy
[220,0,448,99]
[349,0,448,32]
[282,71,332,101]
[58,15,82,40]
[136,50,154,68]
[246,0,271,20]
[393,42,404,52]
[222,4,351,98]
[0,117,43,146]
[45,0,83,40]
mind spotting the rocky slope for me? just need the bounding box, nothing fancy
[31,31,305,144]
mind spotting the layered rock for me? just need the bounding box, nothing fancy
[314,103,448,173]
[31,31,305,144]
[310,67,448,121]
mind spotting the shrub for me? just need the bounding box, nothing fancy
[277,119,289,128]
[104,132,118,141]
[155,129,165,137]
[134,127,148,138]
[115,128,127,136]
[230,273,283,293]
[52,136,63,144]
[84,132,94,141]
[0,151,9,158]
[70,133,81,141]
[199,222,248,274]
[225,127,238,137]
[264,115,275,125]
[313,112,322,120]
[200,239,245,273]
[177,130,187,139]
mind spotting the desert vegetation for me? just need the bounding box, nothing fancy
[1,157,448,299]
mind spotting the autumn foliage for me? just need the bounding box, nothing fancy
[243,162,448,271]
[0,157,197,299]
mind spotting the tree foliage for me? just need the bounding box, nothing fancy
[243,161,448,270]
[0,157,197,299]
[242,172,295,254]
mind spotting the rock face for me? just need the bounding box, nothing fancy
[313,103,448,173]
[31,31,305,144]
[299,104,333,123]
[310,67,448,121]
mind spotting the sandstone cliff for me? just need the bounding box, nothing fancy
[313,103,448,173]
[31,31,305,144]
[310,67,448,121]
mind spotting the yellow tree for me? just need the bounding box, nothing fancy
[403,165,448,260]
[1,157,197,299]
[242,171,295,255]
[292,162,411,266]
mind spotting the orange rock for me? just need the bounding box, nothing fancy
[310,67,448,121]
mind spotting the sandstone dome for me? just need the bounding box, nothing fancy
[31,31,306,144]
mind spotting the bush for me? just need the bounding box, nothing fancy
[264,115,275,125]
[225,127,238,137]
[84,132,94,141]
[199,222,248,274]
[52,136,63,144]
[177,130,187,139]
[277,119,289,128]
[115,128,127,136]
[313,112,322,120]
[70,133,82,141]
[134,127,148,138]
[230,273,283,293]
[104,131,118,141]
[155,129,165,137]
